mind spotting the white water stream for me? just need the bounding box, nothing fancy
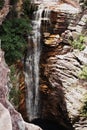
[24,2,51,121]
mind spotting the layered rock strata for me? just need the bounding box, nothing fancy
[39,2,87,129]
[40,27,87,130]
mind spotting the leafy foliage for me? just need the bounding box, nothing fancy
[0,0,4,9]
[78,66,87,80]
[10,0,18,5]
[79,66,87,116]
[70,35,86,51]
[9,65,17,85]
[23,0,36,17]
[80,95,87,117]
[0,18,32,64]
[9,86,21,109]
[9,64,20,109]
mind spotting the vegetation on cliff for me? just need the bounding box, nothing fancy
[0,18,31,64]
[79,66,87,80]
[9,64,20,109]
[0,0,32,65]
[0,0,33,109]
[80,94,87,117]
[70,35,86,51]
[79,65,87,116]
[23,0,36,17]
[0,0,4,9]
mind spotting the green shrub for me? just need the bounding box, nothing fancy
[10,0,18,5]
[78,66,87,80]
[80,95,87,117]
[0,18,32,64]
[9,86,21,109]
[70,35,86,51]
[23,0,36,17]
[9,65,17,85]
[0,0,4,9]
[9,64,20,109]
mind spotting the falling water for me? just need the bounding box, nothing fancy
[31,0,58,6]
[24,2,52,121]
[32,0,58,3]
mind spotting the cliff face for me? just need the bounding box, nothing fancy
[0,48,42,130]
[22,1,87,130]
[39,1,87,130]
[0,1,87,130]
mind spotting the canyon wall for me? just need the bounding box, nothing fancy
[39,1,87,130]
[0,48,42,130]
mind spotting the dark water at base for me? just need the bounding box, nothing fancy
[31,118,70,130]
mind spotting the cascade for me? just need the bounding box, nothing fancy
[24,2,51,121]
[23,1,81,130]
[32,0,58,5]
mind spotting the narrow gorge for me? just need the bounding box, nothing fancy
[0,0,87,130]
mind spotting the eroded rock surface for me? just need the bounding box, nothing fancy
[40,34,87,130]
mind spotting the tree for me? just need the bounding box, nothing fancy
[0,18,32,64]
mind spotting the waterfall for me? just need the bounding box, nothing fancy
[24,3,51,121]
[32,0,58,4]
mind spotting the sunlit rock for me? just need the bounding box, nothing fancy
[44,34,62,47]
[0,103,12,130]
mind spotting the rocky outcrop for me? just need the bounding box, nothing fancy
[40,34,87,130]
[40,1,81,35]
[68,11,87,33]
[73,116,87,130]
[39,2,87,129]
[0,103,12,130]
[0,48,42,130]
[16,1,86,129]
